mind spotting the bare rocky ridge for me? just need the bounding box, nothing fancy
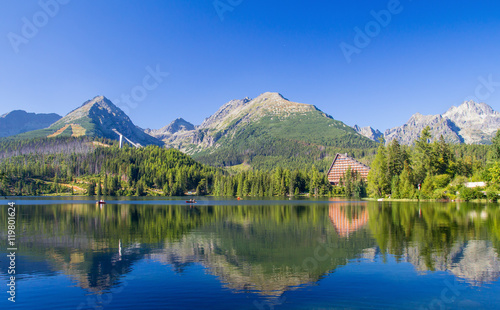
[0,110,61,138]
[384,113,463,145]
[353,125,383,141]
[199,97,252,130]
[384,100,500,145]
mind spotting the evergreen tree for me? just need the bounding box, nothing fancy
[420,174,435,199]
[367,142,389,197]
[97,179,102,196]
[413,126,433,184]
[492,129,500,159]
[136,180,145,196]
[309,169,319,196]
[391,175,400,199]
[87,181,96,196]
[342,167,354,197]
[103,174,108,196]
[398,163,415,198]
[433,135,453,175]
[163,182,171,196]
[386,139,406,180]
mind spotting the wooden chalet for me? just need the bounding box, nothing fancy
[327,153,370,185]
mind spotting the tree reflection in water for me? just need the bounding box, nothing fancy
[1,200,499,297]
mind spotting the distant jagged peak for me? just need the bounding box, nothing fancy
[158,118,195,135]
[385,99,500,145]
[171,117,193,126]
[443,100,498,119]
[353,125,383,141]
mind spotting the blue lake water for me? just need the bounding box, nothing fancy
[1,197,500,309]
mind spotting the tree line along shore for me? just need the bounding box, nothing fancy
[0,128,498,202]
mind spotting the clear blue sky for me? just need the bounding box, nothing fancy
[1,0,500,131]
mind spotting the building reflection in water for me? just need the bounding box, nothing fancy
[328,202,369,238]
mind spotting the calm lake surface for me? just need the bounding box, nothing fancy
[1,197,500,309]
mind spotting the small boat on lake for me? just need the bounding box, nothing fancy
[186,199,197,204]
[97,199,106,205]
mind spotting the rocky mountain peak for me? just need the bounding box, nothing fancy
[385,100,500,145]
[81,95,117,112]
[250,92,318,116]
[353,125,383,141]
[148,118,195,138]
[52,95,124,128]
[199,97,252,129]
[169,118,195,131]
[84,95,106,105]
[198,92,314,131]
[443,100,498,120]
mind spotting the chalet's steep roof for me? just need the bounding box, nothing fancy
[326,153,370,176]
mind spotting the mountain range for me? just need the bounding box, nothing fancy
[1,93,500,168]
[146,92,376,168]
[371,101,500,145]
[0,110,61,138]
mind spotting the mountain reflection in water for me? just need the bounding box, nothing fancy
[1,200,500,302]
